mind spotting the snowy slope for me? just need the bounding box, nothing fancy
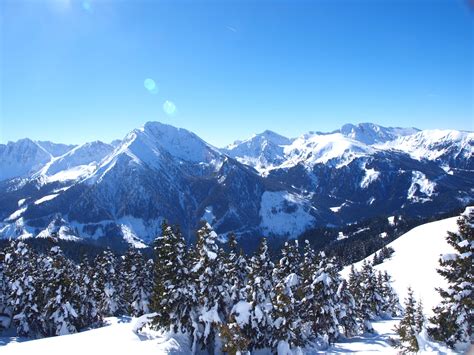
[340,123,419,145]
[0,139,52,181]
[0,317,191,355]
[281,132,374,170]
[342,214,461,313]
[36,141,76,157]
[35,141,113,183]
[222,130,292,172]
[377,129,474,170]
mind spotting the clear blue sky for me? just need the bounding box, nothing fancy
[1,0,473,147]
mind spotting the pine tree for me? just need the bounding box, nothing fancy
[347,265,361,305]
[76,257,101,329]
[150,222,191,333]
[415,299,424,333]
[372,252,380,266]
[357,260,383,331]
[224,234,248,313]
[393,287,420,353]
[41,246,80,336]
[0,250,10,331]
[307,253,341,345]
[7,241,43,337]
[245,238,274,350]
[189,222,224,352]
[92,249,121,317]
[380,271,401,317]
[219,314,250,355]
[270,241,304,350]
[121,248,151,317]
[428,207,473,348]
[299,240,318,342]
[336,279,359,338]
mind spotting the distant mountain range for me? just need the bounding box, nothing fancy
[0,122,472,249]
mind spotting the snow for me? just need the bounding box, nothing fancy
[337,232,348,241]
[0,138,52,181]
[33,141,113,184]
[0,317,191,355]
[281,133,374,169]
[45,165,96,183]
[2,319,441,354]
[342,215,460,313]
[115,216,161,246]
[201,206,216,224]
[407,171,436,202]
[360,167,380,188]
[387,216,395,226]
[231,301,252,327]
[259,191,315,237]
[222,130,292,174]
[5,207,27,222]
[119,225,148,249]
[33,194,59,205]
[340,123,419,145]
[330,203,346,213]
[377,129,474,165]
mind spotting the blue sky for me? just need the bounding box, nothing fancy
[1,0,473,147]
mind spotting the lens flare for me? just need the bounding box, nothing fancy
[144,78,158,94]
[163,100,177,116]
[82,1,91,11]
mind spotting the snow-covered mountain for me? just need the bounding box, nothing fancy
[0,139,53,181]
[0,122,472,249]
[222,130,292,172]
[35,141,114,184]
[0,139,78,181]
[339,123,419,145]
[376,129,474,171]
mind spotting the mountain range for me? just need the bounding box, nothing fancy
[0,122,472,249]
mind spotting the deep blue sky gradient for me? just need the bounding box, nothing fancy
[1,0,473,146]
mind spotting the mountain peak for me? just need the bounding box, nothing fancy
[340,122,419,145]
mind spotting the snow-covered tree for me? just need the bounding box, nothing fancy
[76,257,101,329]
[336,279,359,338]
[307,253,341,345]
[357,260,382,331]
[0,250,11,331]
[376,271,401,317]
[92,250,121,317]
[224,234,248,310]
[121,248,151,317]
[190,222,224,352]
[245,238,275,350]
[6,241,43,337]
[415,299,424,333]
[219,314,250,354]
[393,287,420,353]
[270,241,304,350]
[150,222,191,333]
[429,207,473,348]
[41,246,80,336]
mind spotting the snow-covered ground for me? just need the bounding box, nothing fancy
[1,316,457,354]
[0,317,191,355]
